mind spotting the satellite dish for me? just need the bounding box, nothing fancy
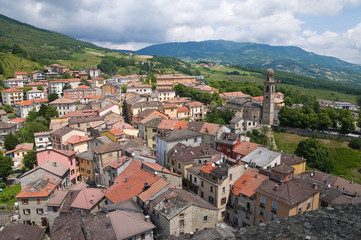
[212,163,215,167]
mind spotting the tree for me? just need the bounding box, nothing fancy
[121,85,127,93]
[356,96,361,107]
[37,85,44,91]
[295,139,332,173]
[38,104,48,118]
[4,132,18,151]
[338,109,355,134]
[3,104,14,113]
[0,152,13,180]
[22,150,37,171]
[80,79,91,87]
[0,62,4,75]
[62,83,72,92]
[26,110,39,122]
[48,93,59,102]
[45,106,59,119]
[348,139,361,149]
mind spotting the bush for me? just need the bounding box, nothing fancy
[0,182,6,189]
[348,139,361,149]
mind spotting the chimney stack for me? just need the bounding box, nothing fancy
[145,215,150,223]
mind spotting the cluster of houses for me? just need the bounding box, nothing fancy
[1,68,361,240]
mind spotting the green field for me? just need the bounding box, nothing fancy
[273,131,361,183]
[0,184,21,206]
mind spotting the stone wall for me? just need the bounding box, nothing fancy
[236,203,361,240]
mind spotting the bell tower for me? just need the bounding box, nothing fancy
[262,68,275,125]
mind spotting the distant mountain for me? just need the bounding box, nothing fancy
[136,40,361,87]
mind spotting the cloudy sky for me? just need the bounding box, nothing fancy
[1,0,361,64]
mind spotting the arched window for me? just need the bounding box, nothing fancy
[266,86,269,92]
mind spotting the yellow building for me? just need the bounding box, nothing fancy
[160,103,178,118]
[156,74,196,90]
[76,150,95,183]
[254,164,320,225]
[280,153,306,175]
[101,129,125,142]
[143,117,163,149]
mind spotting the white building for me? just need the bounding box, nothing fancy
[15,99,48,119]
[4,78,26,88]
[126,83,152,95]
[26,89,45,100]
[49,79,81,96]
[80,68,101,79]
[186,101,207,121]
[34,132,52,151]
[14,72,28,80]
[155,129,203,168]
[49,98,77,117]
[1,88,23,106]
[156,89,175,102]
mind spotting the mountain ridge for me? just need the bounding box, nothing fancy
[135,40,361,87]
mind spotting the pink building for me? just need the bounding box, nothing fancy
[37,149,77,184]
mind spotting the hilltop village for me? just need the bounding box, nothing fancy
[0,65,360,240]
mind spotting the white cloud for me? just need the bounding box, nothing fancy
[1,0,361,63]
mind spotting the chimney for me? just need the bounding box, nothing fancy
[255,173,258,178]
[312,183,317,189]
[53,162,57,167]
[93,212,97,220]
[145,215,150,223]
[90,198,94,204]
[273,185,279,191]
[124,177,128,182]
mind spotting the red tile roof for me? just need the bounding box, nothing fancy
[108,129,124,136]
[64,135,92,144]
[232,141,259,157]
[51,148,76,157]
[16,177,58,198]
[70,188,105,210]
[108,156,131,169]
[200,162,218,174]
[76,85,90,89]
[2,87,21,93]
[5,143,33,155]
[138,178,169,202]
[106,169,160,203]
[173,120,189,130]
[177,106,190,112]
[232,168,267,198]
[15,72,27,75]
[221,91,245,97]
[10,118,26,123]
[163,103,177,109]
[49,98,76,104]
[141,162,180,176]
[15,98,48,106]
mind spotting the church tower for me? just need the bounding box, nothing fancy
[262,68,275,125]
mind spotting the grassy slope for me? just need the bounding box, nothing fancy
[0,53,42,78]
[198,64,358,103]
[273,131,361,183]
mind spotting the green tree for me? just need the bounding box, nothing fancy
[45,106,59,119]
[295,139,332,172]
[338,109,355,134]
[22,87,32,96]
[26,110,39,122]
[121,85,127,93]
[37,85,44,91]
[348,139,361,149]
[3,104,14,113]
[79,79,91,87]
[201,92,212,105]
[0,152,14,180]
[4,132,18,151]
[62,83,72,92]
[38,104,48,118]
[0,62,4,75]
[317,109,332,130]
[356,96,361,107]
[48,93,59,102]
[22,150,37,171]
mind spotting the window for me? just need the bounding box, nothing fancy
[230,173,232,180]
[260,196,265,208]
[189,174,193,182]
[81,168,85,172]
[53,207,58,212]
[272,201,277,213]
[23,209,31,215]
[298,202,303,213]
[71,169,75,175]
[179,220,184,228]
[307,197,311,209]
[235,197,239,205]
[22,199,29,205]
[141,233,145,240]
[209,196,214,204]
[258,208,266,217]
[37,198,40,204]
[201,191,204,198]
[201,181,204,187]
[221,197,227,205]
[37,208,43,214]
[269,213,278,221]
[194,137,198,142]
[87,170,91,174]
[210,186,213,193]
[222,187,225,193]
[194,177,197,183]
[203,216,208,222]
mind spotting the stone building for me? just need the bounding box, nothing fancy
[149,188,218,237]
[262,68,276,125]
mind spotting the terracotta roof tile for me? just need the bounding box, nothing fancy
[177,106,190,112]
[49,98,76,104]
[232,141,260,157]
[70,188,105,210]
[10,118,26,123]
[2,87,21,92]
[108,128,124,136]
[232,168,267,198]
[76,85,90,89]
[64,135,92,144]
[16,176,59,198]
[138,178,170,202]
[15,98,48,106]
